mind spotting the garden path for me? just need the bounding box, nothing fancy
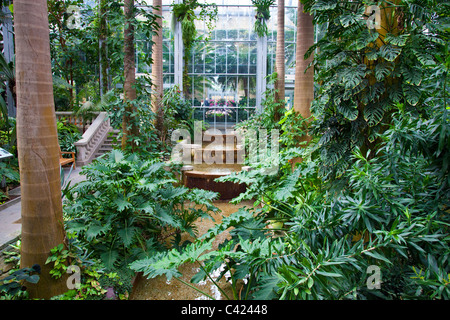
[130,200,255,300]
[0,167,85,250]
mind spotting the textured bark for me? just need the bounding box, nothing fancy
[15,0,67,299]
[122,0,139,151]
[293,3,314,121]
[274,0,285,121]
[152,0,164,140]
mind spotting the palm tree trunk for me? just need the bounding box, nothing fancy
[274,0,285,121]
[293,3,314,121]
[152,0,164,141]
[15,0,67,299]
[122,0,139,151]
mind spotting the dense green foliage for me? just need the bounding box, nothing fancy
[63,150,218,272]
[130,0,449,300]
[303,0,449,180]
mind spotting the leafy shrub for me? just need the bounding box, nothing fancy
[0,265,40,300]
[57,120,82,154]
[63,150,219,272]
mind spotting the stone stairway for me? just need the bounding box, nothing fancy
[93,129,120,159]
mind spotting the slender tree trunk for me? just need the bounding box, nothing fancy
[122,0,139,151]
[274,0,285,121]
[152,0,164,141]
[15,0,67,299]
[99,0,109,96]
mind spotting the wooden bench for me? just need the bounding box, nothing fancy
[60,149,76,169]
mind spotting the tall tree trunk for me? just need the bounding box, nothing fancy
[291,2,314,170]
[293,2,314,125]
[122,0,139,151]
[152,0,164,141]
[99,0,109,96]
[15,0,67,299]
[274,0,285,121]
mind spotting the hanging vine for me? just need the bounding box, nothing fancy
[172,0,217,96]
[252,0,275,37]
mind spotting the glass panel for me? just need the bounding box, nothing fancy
[249,44,257,74]
[226,43,237,74]
[215,43,226,74]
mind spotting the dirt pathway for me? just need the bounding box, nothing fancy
[130,200,254,300]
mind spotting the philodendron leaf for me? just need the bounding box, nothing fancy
[118,226,138,248]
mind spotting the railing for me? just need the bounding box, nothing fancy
[192,105,257,130]
[55,111,97,131]
[74,112,112,167]
[56,111,112,167]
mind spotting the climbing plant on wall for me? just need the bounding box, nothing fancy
[172,0,217,96]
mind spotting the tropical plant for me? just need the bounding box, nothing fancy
[63,150,219,273]
[57,120,82,154]
[0,264,40,300]
[302,0,449,180]
[131,104,450,300]
[252,0,275,37]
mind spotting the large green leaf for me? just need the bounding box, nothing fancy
[374,61,394,81]
[100,249,120,270]
[118,225,138,247]
[364,102,385,127]
[380,44,402,62]
[337,101,359,121]
[385,33,410,47]
[342,64,367,89]
[86,221,110,241]
[403,84,421,106]
[401,65,423,86]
